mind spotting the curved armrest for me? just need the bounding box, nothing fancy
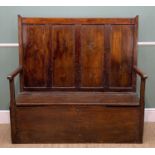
[7,66,23,81]
[7,66,23,107]
[133,66,148,80]
[133,66,148,107]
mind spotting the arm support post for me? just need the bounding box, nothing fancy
[133,66,148,106]
[7,66,23,107]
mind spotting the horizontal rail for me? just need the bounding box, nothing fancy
[138,42,155,46]
[0,42,155,47]
[0,43,19,47]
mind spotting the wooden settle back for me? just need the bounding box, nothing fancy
[18,16,138,92]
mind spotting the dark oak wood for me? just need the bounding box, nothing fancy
[80,25,104,87]
[22,24,50,87]
[133,65,148,141]
[18,15,24,91]
[15,106,140,143]
[7,66,23,142]
[52,25,75,87]
[7,66,22,81]
[104,25,111,89]
[132,16,138,91]
[19,16,138,91]
[22,17,136,25]
[133,66,148,79]
[7,66,23,107]
[109,25,133,88]
[16,92,139,106]
[7,15,148,143]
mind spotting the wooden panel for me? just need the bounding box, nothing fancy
[23,25,50,87]
[52,25,75,87]
[19,17,138,91]
[109,25,134,88]
[15,106,141,143]
[16,91,139,106]
[22,17,136,25]
[81,25,104,87]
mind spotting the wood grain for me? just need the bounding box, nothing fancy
[23,25,50,87]
[15,106,140,143]
[81,25,104,87]
[52,25,75,87]
[16,91,139,106]
[22,17,136,25]
[19,17,138,91]
[109,25,134,88]
[7,16,147,144]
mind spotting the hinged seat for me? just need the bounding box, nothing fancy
[16,91,139,106]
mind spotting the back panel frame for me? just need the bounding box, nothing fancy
[18,15,138,92]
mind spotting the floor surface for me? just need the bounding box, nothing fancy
[0,123,155,148]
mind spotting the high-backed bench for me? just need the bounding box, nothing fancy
[7,15,148,143]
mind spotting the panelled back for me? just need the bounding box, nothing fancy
[19,16,138,91]
[109,25,135,89]
[52,25,75,87]
[22,25,50,87]
[80,25,105,87]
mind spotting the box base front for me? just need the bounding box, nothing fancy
[12,105,142,143]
